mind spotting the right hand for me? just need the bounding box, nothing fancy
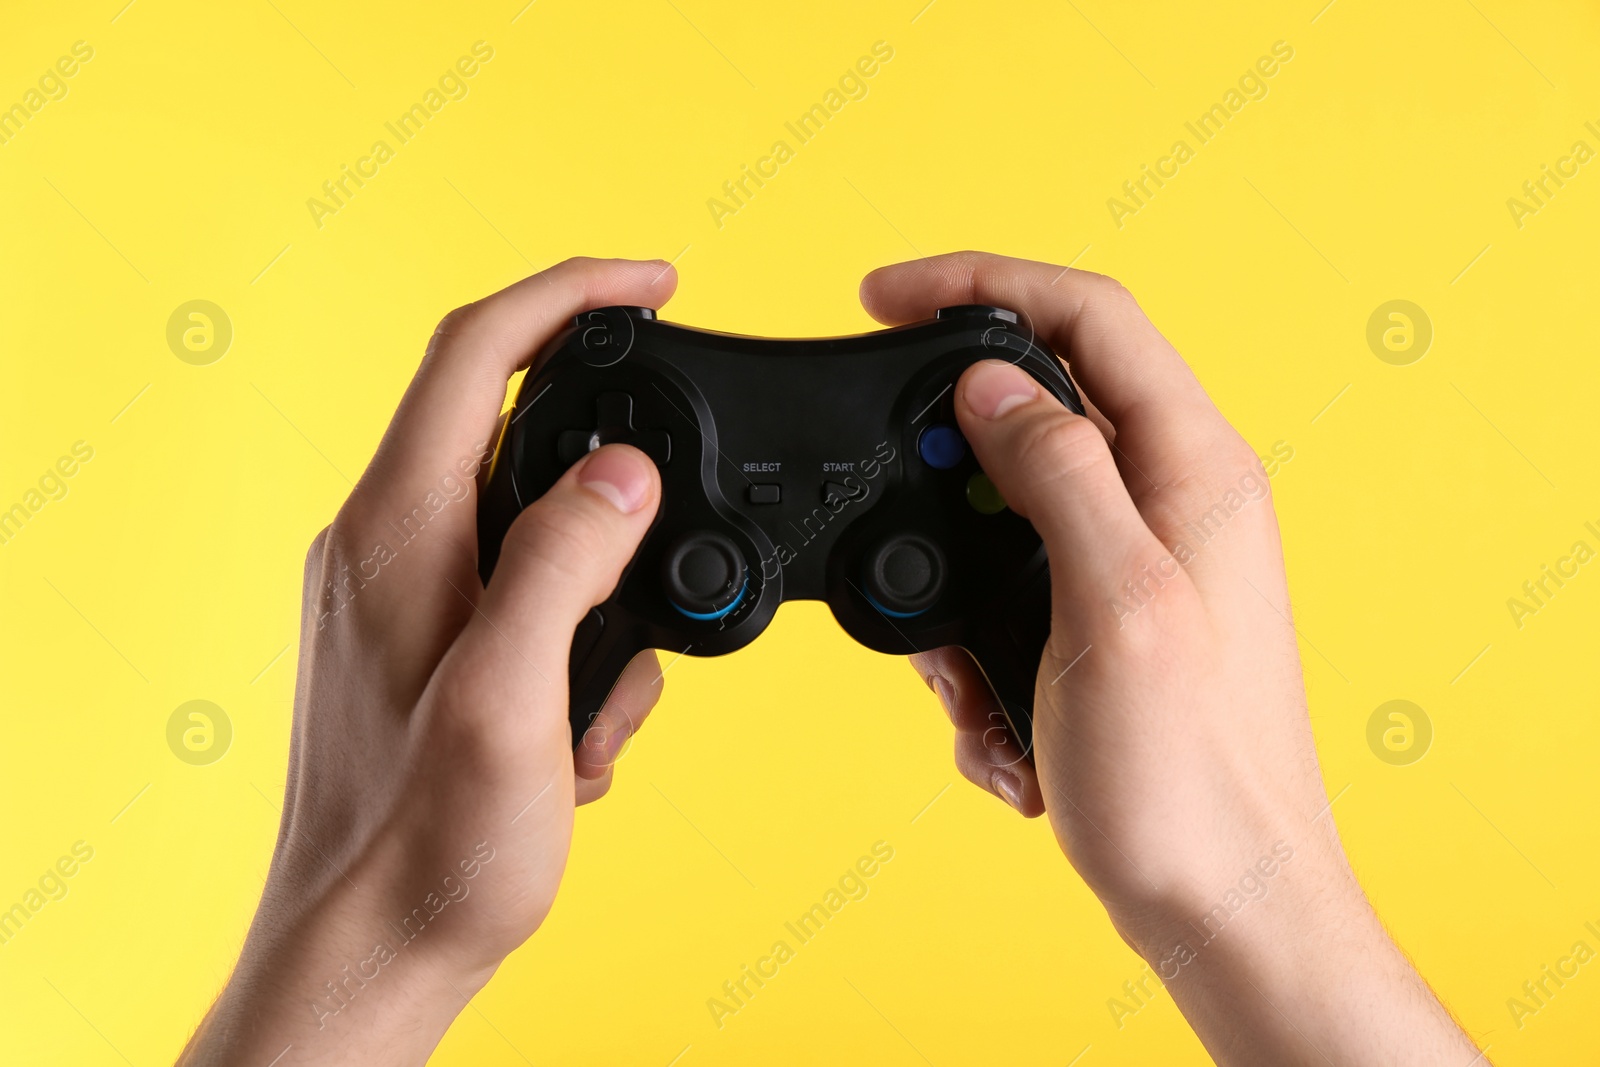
[860,252,1483,1066]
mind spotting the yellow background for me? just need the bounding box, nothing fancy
[3,0,1598,1063]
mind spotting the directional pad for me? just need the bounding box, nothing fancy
[556,392,672,467]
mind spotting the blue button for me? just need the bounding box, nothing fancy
[918,424,967,469]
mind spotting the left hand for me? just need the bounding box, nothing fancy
[179,257,677,1066]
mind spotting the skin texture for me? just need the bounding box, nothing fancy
[861,253,1485,1065]
[179,254,1486,1066]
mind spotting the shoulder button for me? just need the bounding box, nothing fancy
[935,305,1017,324]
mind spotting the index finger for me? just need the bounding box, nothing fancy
[858,251,1248,509]
[349,257,678,553]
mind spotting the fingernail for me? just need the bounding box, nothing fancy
[966,360,1038,420]
[994,771,1024,812]
[579,447,652,513]
[930,675,956,723]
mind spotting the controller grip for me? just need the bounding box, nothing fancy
[565,609,639,752]
[965,635,1042,766]
[964,573,1053,765]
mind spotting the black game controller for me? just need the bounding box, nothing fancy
[477,305,1083,762]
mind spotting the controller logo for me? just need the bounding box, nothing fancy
[1365,699,1431,766]
[1366,300,1432,366]
[576,309,637,368]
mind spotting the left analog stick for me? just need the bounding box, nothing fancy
[662,531,748,620]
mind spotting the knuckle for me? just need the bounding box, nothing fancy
[1103,279,1141,310]
[576,769,615,806]
[956,730,1019,789]
[303,526,331,580]
[954,737,989,790]
[1214,428,1260,468]
[424,302,486,364]
[1077,269,1137,305]
[432,302,479,342]
[1072,271,1149,325]
[324,504,374,563]
[1025,413,1112,482]
[954,249,1008,289]
[502,497,610,584]
[306,513,374,631]
[426,658,572,762]
[301,527,333,628]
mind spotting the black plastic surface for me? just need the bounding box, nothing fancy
[476,304,1084,762]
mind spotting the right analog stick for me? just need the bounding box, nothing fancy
[662,531,748,620]
[862,534,945,617]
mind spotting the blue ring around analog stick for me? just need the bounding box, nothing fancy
[862,589,927,620]
[671,578,748,622]
[918,424,967,469]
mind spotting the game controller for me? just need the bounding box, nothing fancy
[477,304,1084,762]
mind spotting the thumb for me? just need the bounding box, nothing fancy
[954,360,1165,609]
[469,444,660,685]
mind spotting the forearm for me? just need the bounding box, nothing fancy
[1130,844,1482,1066]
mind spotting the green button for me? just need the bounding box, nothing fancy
[966,471,1007,514]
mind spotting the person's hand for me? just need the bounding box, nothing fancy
[179,258,677,1066]
[861,252,1484,1066]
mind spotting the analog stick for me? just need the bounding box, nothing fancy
[862,534,945,617]
[662,531,748,620]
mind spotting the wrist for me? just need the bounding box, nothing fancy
[182,859,500,1065]
[1110,834,1478,1065]
[1122,832,1369,977]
